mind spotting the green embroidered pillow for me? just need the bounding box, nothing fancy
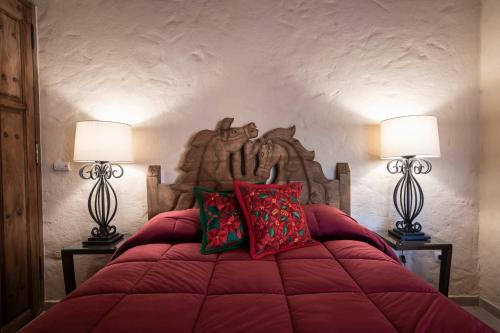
[194,187,246,254]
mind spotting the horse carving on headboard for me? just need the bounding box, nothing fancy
[147,118,350,218]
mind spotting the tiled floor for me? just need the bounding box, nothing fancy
[463,306,500,332]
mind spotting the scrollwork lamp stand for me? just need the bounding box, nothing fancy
[79,162,124,245]
[387,157,432,241]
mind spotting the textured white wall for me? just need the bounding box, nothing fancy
[35,0,481,300]
[479,0,500,309]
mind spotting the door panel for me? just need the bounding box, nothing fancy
[1,111,28,322]
[0,0,42,332]
[0,12,22,99]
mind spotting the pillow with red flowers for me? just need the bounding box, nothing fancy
[194,187,246,254]
[233,180,316,259]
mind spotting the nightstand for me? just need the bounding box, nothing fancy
[61,235,129,295]
[374,230,452,296]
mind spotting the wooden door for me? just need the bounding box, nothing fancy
[0,1,42,332]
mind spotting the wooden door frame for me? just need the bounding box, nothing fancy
[22,0,44,323]
[28,0,44,318]
[0,0,43,332]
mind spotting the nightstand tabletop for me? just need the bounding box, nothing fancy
[374,230,451,251]
[62,235,129,254]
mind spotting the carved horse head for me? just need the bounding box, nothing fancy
[212,118,259,182]
[216,118,258,152]
[256,138,288,182]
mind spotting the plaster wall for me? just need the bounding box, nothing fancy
[34,0,481,300]
[479,0,500,309]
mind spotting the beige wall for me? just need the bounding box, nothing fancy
[479,0,500,309]
[35,0,481,300]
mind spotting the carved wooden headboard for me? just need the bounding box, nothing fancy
[147,118,350,218]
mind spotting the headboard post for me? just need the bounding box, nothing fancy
[147,165,161,219]
[336,163,351,215]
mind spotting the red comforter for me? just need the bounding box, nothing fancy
[22,205,493,333]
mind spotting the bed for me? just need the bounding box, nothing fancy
[21,119,493,333]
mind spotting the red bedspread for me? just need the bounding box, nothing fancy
[22,205,493,333]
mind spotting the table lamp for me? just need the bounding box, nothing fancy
[74,121,133,245]
[380,115,440,241]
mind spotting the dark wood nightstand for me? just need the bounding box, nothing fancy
[61,236,129,295]
[374,230,452,296]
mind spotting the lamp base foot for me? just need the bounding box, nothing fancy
[388,228,431,241]
[82,233,124,246]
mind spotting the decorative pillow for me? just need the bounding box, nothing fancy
[233,180,315,259]
[194,187,246,254]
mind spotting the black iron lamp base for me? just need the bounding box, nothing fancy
[386,157,434,243]
[82,233,124,246]
[79,161,125,247]
[388,228,431,241]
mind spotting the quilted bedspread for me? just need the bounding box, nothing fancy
[22,205,493,333]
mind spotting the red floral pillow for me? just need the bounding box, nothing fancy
[194,187,246,254]
[233,180,315,259]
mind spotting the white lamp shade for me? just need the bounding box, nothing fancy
[74,121,133,162]
[380,115,440,159]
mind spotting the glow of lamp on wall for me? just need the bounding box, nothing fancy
[380,115,440,241]
[73,121,133,245]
